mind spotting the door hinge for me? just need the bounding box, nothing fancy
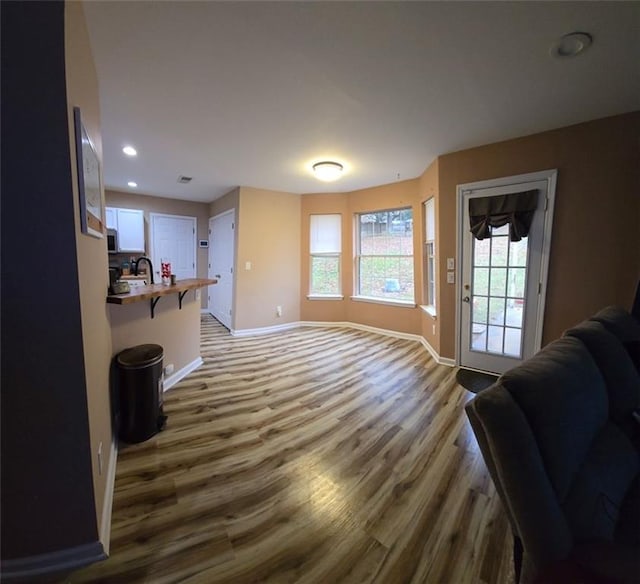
[230,267,233,273]
[229,309,232,315]
[232,222,235,229]
[208,263,211,268]
[544,197,549,211]
[538,282,542,294]
[209,229,211,234]
[193,228,195,234]
[193,262,195,268]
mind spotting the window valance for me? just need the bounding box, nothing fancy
[469,189,538,242]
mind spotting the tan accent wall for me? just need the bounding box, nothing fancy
[300,179,423,336]
[235,187,301,330]
[109,294,201,377]
[105,190,210,308]
[65,1,113,544]
[437,112,640,359]
[418,158,440,353]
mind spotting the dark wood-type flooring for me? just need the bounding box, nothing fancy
[64,315,512,583]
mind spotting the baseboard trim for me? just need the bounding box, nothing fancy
[0,541,106,581]
[164,356,204,391]
[99,439,118,555]
[231,322,300,337]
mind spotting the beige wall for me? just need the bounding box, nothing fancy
[300,179,423,336]
[235,187,301,330]
[418,158,440,353]
[106,190,210,308]
[109,294,201,377]
[65,1,112,544]
[210,187,240,218]
[437,112,640,359]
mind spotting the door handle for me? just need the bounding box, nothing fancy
[462,296,470,303]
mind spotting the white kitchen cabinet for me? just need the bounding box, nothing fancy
[106,207,145,253]
[105,207,117,230]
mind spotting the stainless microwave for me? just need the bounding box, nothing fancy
[107,229,118,254]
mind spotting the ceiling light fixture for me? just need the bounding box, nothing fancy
[550,32,593,59]
[127,181,138,188]
[312,161,344,182]
[123,145,137,156]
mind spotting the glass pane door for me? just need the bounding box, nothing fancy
[470,224,528,358]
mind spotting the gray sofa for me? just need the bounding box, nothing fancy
[466,306,640,583]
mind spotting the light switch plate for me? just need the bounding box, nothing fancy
[245,261,252,270]
[447,271,455,284]
[447,257,455,270]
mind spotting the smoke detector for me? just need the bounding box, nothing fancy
[177,175,193,184]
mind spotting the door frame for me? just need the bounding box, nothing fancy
[149,212,197,280]
[455,169,557,369]
[208,208,236,328]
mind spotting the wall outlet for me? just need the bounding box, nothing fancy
[164,363,175,376]
[447,257,455,270]
[276,305,282,317]
[98,442,103,476]
[245,261,252,270]
[447,271,455,284]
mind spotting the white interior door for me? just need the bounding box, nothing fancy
[458,171,556,374]
[209,210,235,329]
[150,213,196,282]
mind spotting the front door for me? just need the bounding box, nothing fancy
[149,213,197,282]
[209,210,235,329]
[458,171,557,374]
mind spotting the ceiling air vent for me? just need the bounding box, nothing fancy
[177,175,193,184]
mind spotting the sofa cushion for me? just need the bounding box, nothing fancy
[591,306,640,343]
[616,476,640,547]
[501,336,608,502]
[565,321,640,438]
[563,422,639,542]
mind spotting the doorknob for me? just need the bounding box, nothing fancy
[462,296,470,303]
[215,274,221,278]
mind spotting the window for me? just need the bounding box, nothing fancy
[309,214,341,296]
[424,198,436,312]
[355,208,414,303]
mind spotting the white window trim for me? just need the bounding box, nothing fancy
[307,294,344,301]
[421,304,437,317]
[351,295,416,308]
[423,198,436,314]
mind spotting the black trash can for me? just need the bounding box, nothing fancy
[116,344,167,443]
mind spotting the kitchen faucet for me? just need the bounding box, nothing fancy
[133,256,154,284]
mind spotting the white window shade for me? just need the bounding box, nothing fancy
[425,199,435,242]
[310,214,341,253]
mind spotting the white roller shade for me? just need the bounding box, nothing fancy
[310,214,341,253]
[425,199,435,242]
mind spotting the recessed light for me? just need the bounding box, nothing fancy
[123,145,137,156]
[127,181,138,188]
[312,161,344,182]
[550,32,593,59]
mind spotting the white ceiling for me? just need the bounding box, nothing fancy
[84,1,640,203]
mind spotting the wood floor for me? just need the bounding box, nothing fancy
[65,315,512,584]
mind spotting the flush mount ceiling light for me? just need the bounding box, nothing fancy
[127,181,138,188]
[122,145,137,156]
[312,161,344,182]
[550,32,593,59]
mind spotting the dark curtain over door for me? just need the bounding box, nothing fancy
[469,189,538,242]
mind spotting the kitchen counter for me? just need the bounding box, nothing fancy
[106,278,216,305]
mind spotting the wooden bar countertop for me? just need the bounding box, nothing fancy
[106,278,217,305]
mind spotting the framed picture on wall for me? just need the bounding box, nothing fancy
[73,106,104,238]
